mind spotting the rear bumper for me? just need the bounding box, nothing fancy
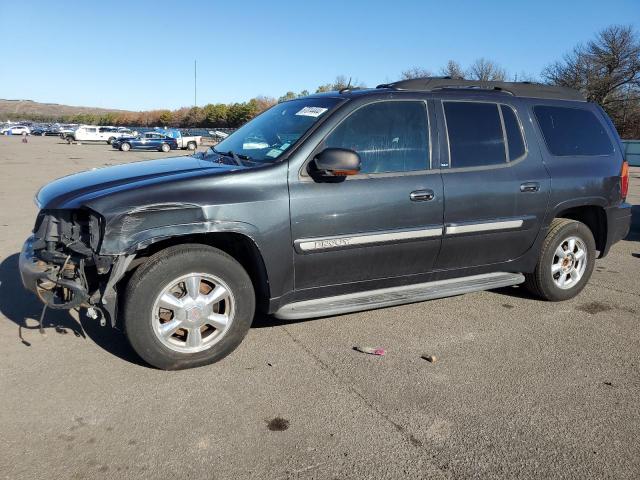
[601,202,632,257]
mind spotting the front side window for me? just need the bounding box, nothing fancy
[324,101,429,174]
[533,105,613,156]
[444,101,506,168]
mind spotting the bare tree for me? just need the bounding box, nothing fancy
[511,71,539,82]
[543,25,640,105]
[315,75,365,93]
[440,60,465,79]
[400,67,432,80]
[543,24,640,138]
[467,58,507,82]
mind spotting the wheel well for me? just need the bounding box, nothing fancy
[126,233,270,313]
[556,206,607,255]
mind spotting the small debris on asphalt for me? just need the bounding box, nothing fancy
[354,346,386,356]
[421,354,437,363]
[267,417,290,431]
[603,381,613,386]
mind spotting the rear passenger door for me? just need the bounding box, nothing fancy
[435,98,550,269]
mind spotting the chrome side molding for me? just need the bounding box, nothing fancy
[296,227,443,253]
[445,219,523,235]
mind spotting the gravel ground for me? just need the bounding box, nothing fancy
[0,135,638,479]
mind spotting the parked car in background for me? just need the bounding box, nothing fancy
[64,125,136,144]
[19,79,631,369]
[112,131,178,152]
[118,127,137,137]
[1,125,31,135]
[31,127,59,136]
[158,128,202,150]
[57,125,76,138]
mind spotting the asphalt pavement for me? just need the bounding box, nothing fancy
[1,136,638,479]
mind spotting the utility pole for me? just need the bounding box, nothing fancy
[194,59,197,107]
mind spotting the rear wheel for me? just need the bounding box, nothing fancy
[160,143,170,152]
[524,218,595,301]
[187,141,197,151]
[120,142,131,152]
[107,137,116,144]
[123,244,255,370]
[66,135,74,144]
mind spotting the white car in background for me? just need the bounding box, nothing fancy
[1,125,31,135]
[65,125,137,144]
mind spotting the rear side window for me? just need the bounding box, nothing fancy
[534,106,613,156]
[325,101,429,173]
[501,105,526,160]
[444,102,506,168]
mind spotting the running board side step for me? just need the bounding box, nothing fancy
[274,272,525,320]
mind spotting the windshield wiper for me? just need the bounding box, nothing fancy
[210,148,252,166]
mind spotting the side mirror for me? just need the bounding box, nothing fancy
[309,148,361,179]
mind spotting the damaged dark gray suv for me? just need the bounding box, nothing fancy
[20,78,632,369]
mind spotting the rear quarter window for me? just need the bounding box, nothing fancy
[534,105,613,156]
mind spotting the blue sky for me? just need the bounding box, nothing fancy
[1,0,638,111]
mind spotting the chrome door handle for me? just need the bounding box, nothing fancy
[520,182,540,193]
[410,190,435,201]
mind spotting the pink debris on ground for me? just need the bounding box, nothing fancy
[354,346,386,356]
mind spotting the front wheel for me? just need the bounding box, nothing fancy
[524,218,595,301]
[123,244,255,370]
[107,137,116,144]
[187,141,196,151]
[160,143,170,152]
[120,142,131,151]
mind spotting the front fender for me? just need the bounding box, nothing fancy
[98,203,260,254]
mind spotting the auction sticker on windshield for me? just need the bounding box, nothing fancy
[295,107,328,117]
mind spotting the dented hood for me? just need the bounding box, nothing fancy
[36,155,241,209]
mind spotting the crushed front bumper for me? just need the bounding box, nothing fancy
[19,235,89,309]
[19,235,50,295]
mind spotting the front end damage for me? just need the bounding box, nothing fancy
[19,209,132,324]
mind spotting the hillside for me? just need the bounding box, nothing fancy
[0,99,132,121]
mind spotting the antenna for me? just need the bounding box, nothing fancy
[194,59,197,107]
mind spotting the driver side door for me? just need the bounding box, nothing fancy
[289,99,444,295]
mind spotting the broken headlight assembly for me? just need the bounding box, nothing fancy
[30,208,111,309]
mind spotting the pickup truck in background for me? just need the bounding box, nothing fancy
[157,128,201,150]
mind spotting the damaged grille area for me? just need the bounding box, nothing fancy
[30,209,111,309]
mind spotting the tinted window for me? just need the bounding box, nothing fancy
[501,105,526,160]
[534,106,613,156]
[325,101,429,173]
[444,102,506,168]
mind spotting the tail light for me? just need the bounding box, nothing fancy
[620,160,629,200]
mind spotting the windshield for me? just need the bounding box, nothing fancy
[209,97,340,163]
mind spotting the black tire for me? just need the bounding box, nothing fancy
[107,137,116,144]
[160,143,170,152]
[66,135,74,144]
[187,141,196,151]
[123,244,255,370]
[120,142,131,152]
[524,218,596,301]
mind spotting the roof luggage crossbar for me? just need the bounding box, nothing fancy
[376,77,585,101]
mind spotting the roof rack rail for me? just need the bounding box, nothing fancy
[376,77,585,101]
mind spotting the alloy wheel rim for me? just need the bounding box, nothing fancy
[151,273,235,353]
[551,236,587,290]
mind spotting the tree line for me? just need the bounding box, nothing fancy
[398,25,640,138]
[6,25,639,138]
